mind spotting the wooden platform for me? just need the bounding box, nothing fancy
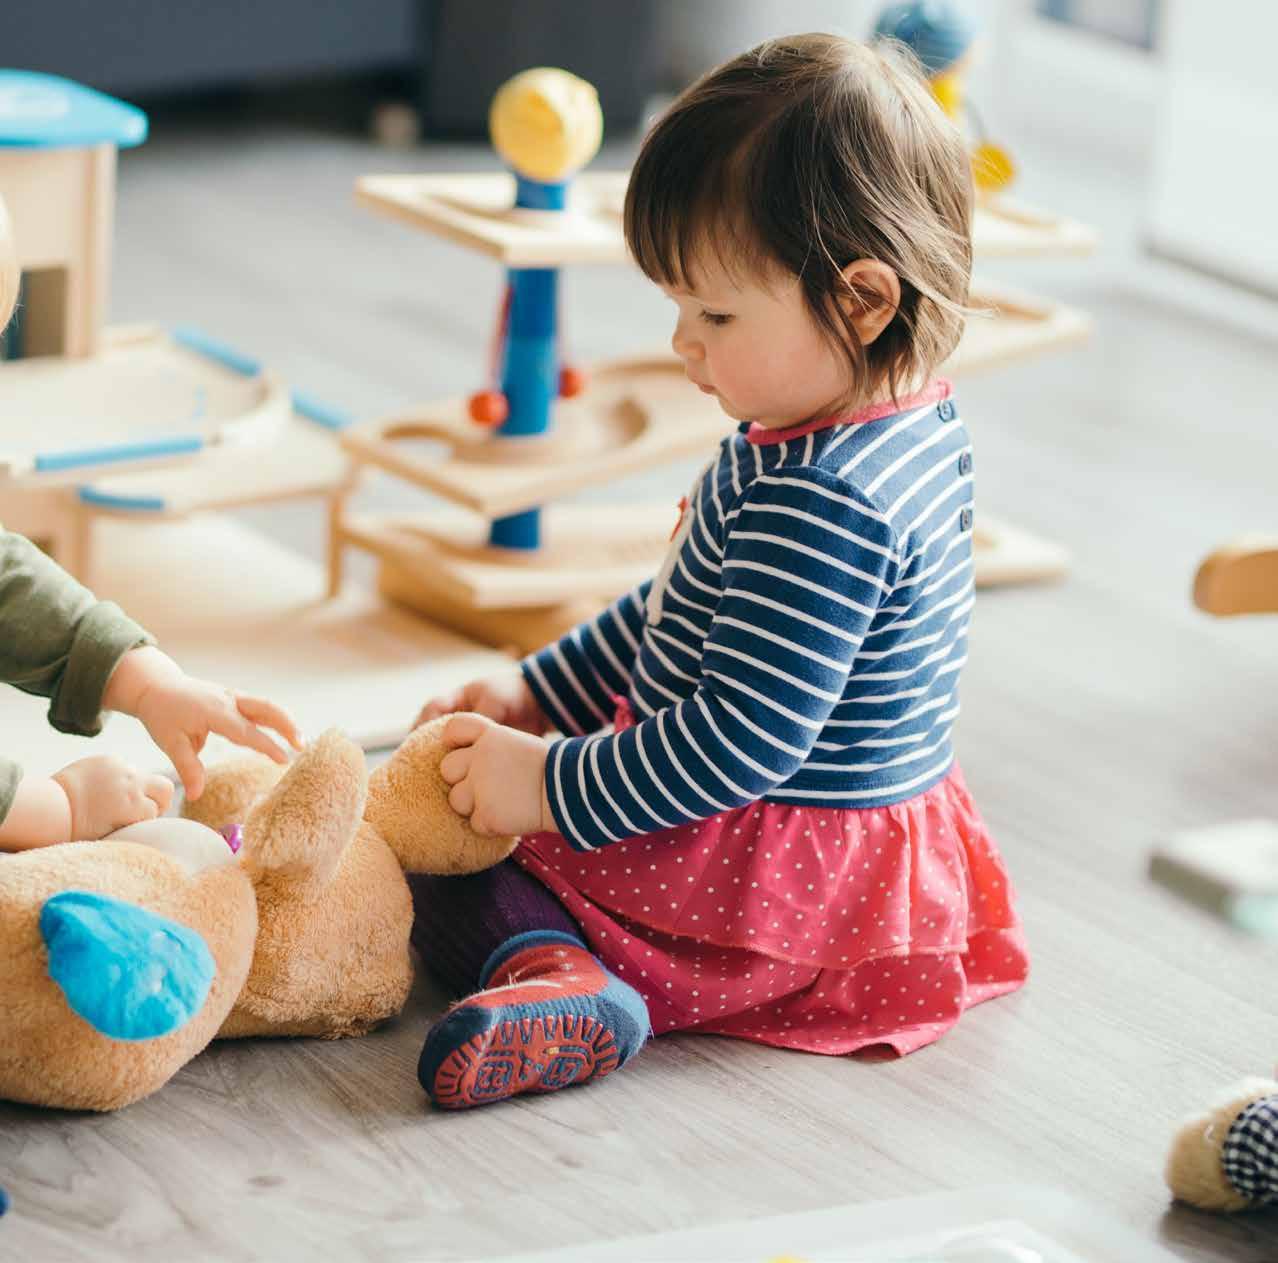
[355,170,1097,266]
[0,325,290,484]
[339,357,723,519]
[954,279,1092,377]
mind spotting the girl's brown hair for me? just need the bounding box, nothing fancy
[624,32,973,405]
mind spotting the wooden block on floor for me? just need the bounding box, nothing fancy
[1193,535,1278,615]
[0,515,510,779]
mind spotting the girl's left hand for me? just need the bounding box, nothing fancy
[439,714,553,838]
[105,647,303,801]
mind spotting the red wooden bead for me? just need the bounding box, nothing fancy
[559,366,587,398]
[468,390,508,426]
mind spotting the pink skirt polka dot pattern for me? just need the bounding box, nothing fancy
[515,764,1028,1056]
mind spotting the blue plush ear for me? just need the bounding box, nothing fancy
[39,892,215,1042]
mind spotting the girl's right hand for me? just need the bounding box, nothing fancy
[52,755,174,841]
[415,667,548,735]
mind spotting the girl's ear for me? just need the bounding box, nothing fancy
[837,259,900,346]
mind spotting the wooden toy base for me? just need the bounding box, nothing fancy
[337,501,675,609]
[348,504,1065,660]
[1193,535,1278,615]
[377,559,602,657]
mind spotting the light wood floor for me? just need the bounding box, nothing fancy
[2,100,1278,1262]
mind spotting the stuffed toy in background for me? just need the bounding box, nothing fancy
[1166,1076,1278,1211]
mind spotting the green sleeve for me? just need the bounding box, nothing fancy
[0,756,20,828]
[0,529,154,740]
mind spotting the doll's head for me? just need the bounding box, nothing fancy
[624,33,972,426]
[0,195,17,331]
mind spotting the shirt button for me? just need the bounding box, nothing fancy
[937,399,955,421]
[958,451,972,475]
[960,506,974,532]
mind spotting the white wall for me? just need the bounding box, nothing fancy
[1146,0,1278,297]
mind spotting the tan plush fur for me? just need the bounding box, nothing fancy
[1166,1077,1278,1212]
[366,716,520,875]
[0,841,257,1110]
[0,718,517,1110]
[181,753,286,829]
[190,718,515,1040]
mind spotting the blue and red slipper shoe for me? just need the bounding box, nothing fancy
[418,930,649,1110]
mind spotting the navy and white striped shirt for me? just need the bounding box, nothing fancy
[523,384,975,852]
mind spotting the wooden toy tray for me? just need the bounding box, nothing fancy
[0,325,290,484]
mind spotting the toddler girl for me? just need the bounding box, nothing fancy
[411,32,1028,1109]
[0,195,301,851]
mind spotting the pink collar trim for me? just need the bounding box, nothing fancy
[744,380,953,446]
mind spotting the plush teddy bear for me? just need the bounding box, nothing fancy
[1166,1076,1278,1211]
[0,716,513,1110]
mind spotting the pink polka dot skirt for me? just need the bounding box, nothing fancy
[515,765,1028,1056]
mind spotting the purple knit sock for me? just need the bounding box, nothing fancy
[408,861,581,996]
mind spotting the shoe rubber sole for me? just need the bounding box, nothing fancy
[430,1012,621,1109]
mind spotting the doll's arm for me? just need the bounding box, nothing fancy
[542,472,899,850]
[520,579,652,736]
[0,764,71,850]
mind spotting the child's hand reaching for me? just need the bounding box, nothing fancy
[53,755,175,841]
[415,667,548,734]
[103,646,302,802]
[439,714,554,838]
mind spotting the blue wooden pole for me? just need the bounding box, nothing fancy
[488,176,566,551]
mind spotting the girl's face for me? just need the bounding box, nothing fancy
[662,255,851,430]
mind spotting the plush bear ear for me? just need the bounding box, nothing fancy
[182,753,285,831]
[364,716,518,875]
[239,730,367,894]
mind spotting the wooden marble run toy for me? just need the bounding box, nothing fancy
[874,0,1017,194]
[335,69,1093,653]
[0,71,347,587]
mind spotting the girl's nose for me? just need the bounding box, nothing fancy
[671,322,704,362]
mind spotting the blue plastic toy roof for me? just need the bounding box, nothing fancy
[0,70,147,149]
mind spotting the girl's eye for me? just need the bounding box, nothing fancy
[699,311,732,326]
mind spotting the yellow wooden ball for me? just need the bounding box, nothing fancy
[489,67,603,183]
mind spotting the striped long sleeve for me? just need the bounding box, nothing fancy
[522,580,652,736]
[543,469,899,850]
